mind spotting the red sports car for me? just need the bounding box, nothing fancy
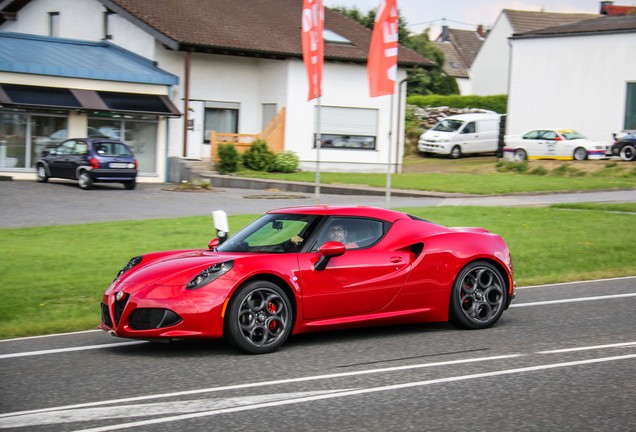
[100,206,515,354]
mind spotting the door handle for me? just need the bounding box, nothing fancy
[390,256,402,263]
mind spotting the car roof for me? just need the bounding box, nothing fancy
[442,113,500,121]
[268,206,412,222]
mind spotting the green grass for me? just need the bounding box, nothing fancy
[2,207,635,339]
[549,203,636,212]
[236,170,636,195]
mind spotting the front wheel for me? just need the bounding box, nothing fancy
[449,260,507,330]
[513,149,527,161]
[573,147,588,161]
[620,144,636,161]
[78,171,93,190]
[36,165,49,183]
[449,145,462,159]
[225,280,293,354]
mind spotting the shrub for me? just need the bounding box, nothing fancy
[497,161,528,173]
[242,139,276,172]
[552,163,569,176]
[406,94,508,114]
[529,166,548,176]
[216,143,240,174]
[273,150,299,173]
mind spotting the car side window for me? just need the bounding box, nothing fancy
[56,140,76,155]
[462,122,476,134]
[540,131,557,140]
[73,142,88,156]
[315,217,385,251]
[523,131,540,140]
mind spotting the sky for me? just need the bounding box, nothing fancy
[323,0,633,37]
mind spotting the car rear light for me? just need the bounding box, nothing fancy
[89,158,100,169]
[134,159,138,169]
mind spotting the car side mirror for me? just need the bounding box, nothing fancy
[315,241,346,271]
[208,238,219,250]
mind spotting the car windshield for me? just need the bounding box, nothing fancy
[559,130,586,140]
[216,213,323,253]
[432,119,464,132]
[94,142,133,157]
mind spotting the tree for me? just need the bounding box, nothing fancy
[331,6,409,44]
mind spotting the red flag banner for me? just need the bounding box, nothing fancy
[368,0,398,97]
[302,0,324,101]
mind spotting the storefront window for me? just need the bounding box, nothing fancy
[31,116,67,165]
[0,113,26,168]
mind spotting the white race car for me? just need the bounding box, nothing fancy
[504,129,609,161]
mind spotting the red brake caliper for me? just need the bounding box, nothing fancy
[268,302,277,331]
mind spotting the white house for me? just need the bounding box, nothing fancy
[434,25,485,95]
[507,15,636,143]
[0,0,433,182]
[470,9,599,96]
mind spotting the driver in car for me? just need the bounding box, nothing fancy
[327,223,358,249]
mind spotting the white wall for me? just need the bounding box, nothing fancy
[456,77,472,96]
[470,12,513,96]
[507,32,636,143]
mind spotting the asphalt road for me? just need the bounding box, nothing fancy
[2,180,636,228]
[1,278,635,431]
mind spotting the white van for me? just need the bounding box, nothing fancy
[417,113,501,158]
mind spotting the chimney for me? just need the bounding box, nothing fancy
[600,1,614,15]
[441,25,450,42]
[477,24,485,38]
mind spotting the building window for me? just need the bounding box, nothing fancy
[48,12,59,37]
[314,106,378,150]
[625,82,636,130]
[204,107,238,143]
[88,114,158,173]
[103,11,114,40]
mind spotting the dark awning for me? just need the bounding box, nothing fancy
[0,84,181,116]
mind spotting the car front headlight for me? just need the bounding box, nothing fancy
[115,256,143,281]
[186,260,234,290]
[439,139,449,143]
[594,146,604,150]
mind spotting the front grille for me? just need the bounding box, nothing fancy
[129,308,182,330]
[101,303,113,327]
[113,294,129,327]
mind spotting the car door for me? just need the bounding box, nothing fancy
[48,140,76,178]
[540,131,558,158]
[458,121,477,154]
[520,130,541,157]
[298,217,411,320]
[68,140,88,179]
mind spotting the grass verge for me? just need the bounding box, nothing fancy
[1,207,635,339]
[550,203,636,213]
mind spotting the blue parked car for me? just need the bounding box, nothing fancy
[36,138,138,190]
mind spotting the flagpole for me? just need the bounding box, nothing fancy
[385,93,394,209]
[315,96,321,205]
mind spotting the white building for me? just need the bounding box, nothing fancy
[434,25,485,95]
[0,0,433,182]
[507,15,636,143]
[470,9,599,96]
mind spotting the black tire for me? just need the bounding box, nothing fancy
[449,260,507,330]
[513,148,527,161]
[450,145,462,159]
[573,147,588,161]
[36,164,48,183]
[620,144,636,161]
[124,179,136,190]
[78,171,93,190]
[225,280,293,354]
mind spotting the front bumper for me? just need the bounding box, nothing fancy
[418,141,449,154]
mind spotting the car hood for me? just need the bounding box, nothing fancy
[117,250,247,287]
[421,130,456,139]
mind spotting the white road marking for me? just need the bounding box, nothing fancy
[0,354,521,419]
[537,341,636,354]
[0,391,349,429]
[510,292,636,308]
[0,330,101,343]
[71,353,636,432]
[517,275,636,290]
[0,342,146,360]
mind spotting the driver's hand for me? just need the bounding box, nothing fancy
[291,235,303,245]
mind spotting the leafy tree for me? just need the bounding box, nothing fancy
[331,6,409,44]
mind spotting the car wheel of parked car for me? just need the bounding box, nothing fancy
[78,171,93,190]
[36,165,48,183]
[573,147,588,161]
[620,144,636,161]
[449,260,507,330]
[225,280,293,354]
[450,145,462,159]
[513,149,527,161]
[124,179,136,190]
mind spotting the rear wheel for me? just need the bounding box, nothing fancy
[449,260,507,330]
[36,165,48,183]
[124,179,136,190]
[225,280,293,354]
[620,144,636,161]
[573,147,588,161]
[450,145,462,159]
[78,171,93,190]
[513,149,527,161]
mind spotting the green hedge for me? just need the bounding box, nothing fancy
[407,94,508,114]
